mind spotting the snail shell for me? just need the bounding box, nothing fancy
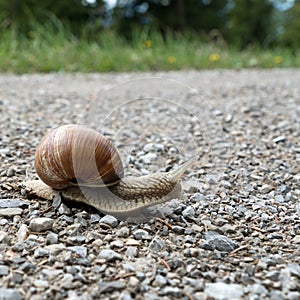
[34,125,124,189]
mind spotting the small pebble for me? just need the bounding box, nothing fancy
[139,152,157,164]
[34,247,50,258]
[153,274,167,287]
[133,229,149,240]
[58,203,72,215]
[182,206,195,218]
[98,281,126,293]
[125,246,138,258]
[98,249,122,261]
[0,231,10,244]
[149,236,165,252]
[29,217,54,232]
[0,208,23,216]
[0,288,21,300]
[90,214,101,223]
[159,287,183,297]
[201,231,239,252]
[46,232,58,244]
[272,136,286,143]
[33,279,49,288]
[0,199,29,208]
[69,246,87,258]
[204,282,244,299]
[6,167,15,177]
[100,215,119,228]
[17,224,29,242]
[45,243,66,255]
[0,265,9,276]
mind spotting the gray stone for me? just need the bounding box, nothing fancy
[0,219,8,225]
[201,231,239,252]
[144,293,161,300]
[0,231,10,244]
[29,217,54,232]
[143,143,155,152]
[41,269,64,280]
[17,224,29,242]
[69,246,87,258]
[139,152,157,164]
[0,208,23,216]
[287,292,300,300]
[45,243,66,255]
[261,254,284,266]
[11,243,24,252]
[133,229,149,240]
[149,236,165,252]
[34,247,50,258]
[205,282,244,299]
[10,272,23,285]
[190,193,206,202]
[98,249,122,261]
[117,226,130,237]
[0,265,9,276]
[119,292,133,300]
[90,213,101,223]
[99,281,126,293]
[19,261,36,272]
[159,287,183,297]
[111,239,124,248]
[0,199,29,208]
[172,225,185,234]
[250,283,268,295]
[287,263,300,277]
[46,232,58,244]
[58,203,72,215]
[269,290,285,300]
[155,144,164,152]
[52,194,62,209]
[100,215,118,228]
[273,136,286,143]
[68,235,86,244]
[63,251,74,264]
[60,273,74,289]
[34,279,49,288]
[125,246,138,258]
[6,167,15,177]
[0,288,22,300]
[153,274,167,287]
[182,206,195,218]
[266,270,280,281]
[274,195,285,203]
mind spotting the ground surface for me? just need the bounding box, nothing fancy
[0,70,299,300]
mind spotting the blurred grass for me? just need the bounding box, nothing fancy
[0,22,299,73]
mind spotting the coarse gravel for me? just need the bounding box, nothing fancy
[0,69,299,300]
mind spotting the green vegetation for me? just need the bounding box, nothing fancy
[0,0,299,73]
[0,24,298,73]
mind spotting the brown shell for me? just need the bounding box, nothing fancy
[34,125,124,189]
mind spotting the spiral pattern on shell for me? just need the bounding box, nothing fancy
[34,125,124,189]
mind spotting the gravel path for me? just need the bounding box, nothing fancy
[0,70,299,300]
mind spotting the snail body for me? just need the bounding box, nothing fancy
[32,124,194,218]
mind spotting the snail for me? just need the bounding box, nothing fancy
[23,125,194,220]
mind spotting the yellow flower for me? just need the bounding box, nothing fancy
[274,56,283,64]
[167,56,176,64]
[144,40,152,48]
[209,53,220,62]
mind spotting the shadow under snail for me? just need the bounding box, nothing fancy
[23,124,195,220]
